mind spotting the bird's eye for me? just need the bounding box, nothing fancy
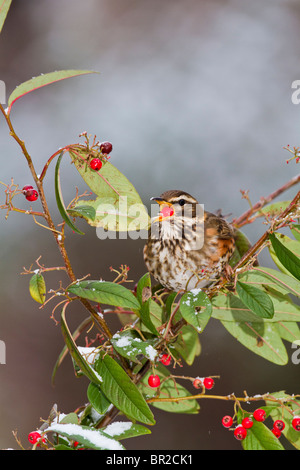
[178,199,186,206]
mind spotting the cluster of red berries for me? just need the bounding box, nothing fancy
[22,185,38,202]
[222,408,266,441]
[89,141,113,172]
[222,409,300,441]
[193,377,214,390]
[147,354,172,388]
[147,352,215,392]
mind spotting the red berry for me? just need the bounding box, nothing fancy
[148,374,160,388]
[192,378,203,389]
[160,206,174,219]
[160,353,171,366]
[222,415,233,428]
[253,408,266,422]
[23,185,38,201]
[273,420,285,431]
[203,377,214,390]
[292,416,300,431]
[25,189,39,201]
[100,141,113,154]
[234,425,247,441]
[241,417,253,429]
[272,428,282,438]
[22,185,33,193]
[89,158,103,171]
[28,431,42,445]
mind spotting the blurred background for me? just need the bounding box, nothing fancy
[0,0,300,450]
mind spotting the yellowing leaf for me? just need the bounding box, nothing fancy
[29,272,46,304]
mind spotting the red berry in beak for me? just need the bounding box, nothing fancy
[160,206,174,219]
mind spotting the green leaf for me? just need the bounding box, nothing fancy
[0,0,12,33]
[29,272,46,304]
[67,280,140,310]
[212,291,300,323]
[87,382,111,415]
[142,365,200,414]
[60,304,103,385]
[230,229,254,267]
[47,423,124,450]
[55,152,84,235]
[221,319,288,365]
[245,267,300,298]
[138,299,164,336]
[164,292,178,320]
[265,391,300,450]
[111,330,158,363]
[257,200,291,218]
[95,354,155,425]
[133,273,161,335]
[139,299,159,336]
[102,422,151,441]
[172,324,201,365]
[269,233,300,281]
[69,146,150,231]
[212,287,299,363]
[67,205,96,222]
[236,280,274,319]
[54,444,74,450]
[51,317,92,385]
[135,272,151,305]
[59,412,79,425]
[7,70,98,114]
[180,289,212,333]
[275,321,300,343]
[291,224,300,241]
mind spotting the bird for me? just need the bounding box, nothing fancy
[143,190,235,292]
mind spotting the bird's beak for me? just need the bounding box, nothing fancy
[150,197,174,222]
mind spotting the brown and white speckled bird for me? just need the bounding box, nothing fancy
[144,190,235,291]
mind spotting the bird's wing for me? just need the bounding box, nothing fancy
[204,212,234,240]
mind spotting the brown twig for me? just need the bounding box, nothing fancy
[146,391,298,412]
[232,173,300,228]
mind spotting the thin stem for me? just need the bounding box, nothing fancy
[146,392,297,407]
[233,173,300,228]
[163,299,181,339]
[10,207,45,218]
[39,147,70,182]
